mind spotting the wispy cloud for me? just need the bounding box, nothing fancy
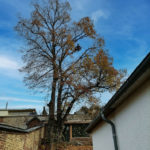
[0,55,22,79]
[0,97,43,103]
[91,10,109,23]
[0,56,19,70]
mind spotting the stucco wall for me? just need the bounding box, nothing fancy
[92,78,150,150]
[0,127,44,150]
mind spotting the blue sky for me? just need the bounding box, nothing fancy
[0,0,149,113]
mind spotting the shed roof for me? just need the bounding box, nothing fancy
[8,109,36,113]
[86,52,150,133]
[0,123,43,133]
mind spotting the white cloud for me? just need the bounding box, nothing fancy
[0,56,19,70]
[91,10,109,23]
[0,97,43,103]
[0,54,23,79]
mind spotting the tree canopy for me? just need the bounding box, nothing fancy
[74,104,101,119]
[15,0,126,145]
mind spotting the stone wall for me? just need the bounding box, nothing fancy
[0,126,44,150]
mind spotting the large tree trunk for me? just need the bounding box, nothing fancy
[57,78,63,122]
[46,69,57,149]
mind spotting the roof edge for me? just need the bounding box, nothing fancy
[86,52,150,133]
[0,123,44,133]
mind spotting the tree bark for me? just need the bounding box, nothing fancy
[47,68,57,147]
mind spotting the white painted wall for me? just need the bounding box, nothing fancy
[0,110,8,116]
[8,111,32,116]
[92,78,150,150]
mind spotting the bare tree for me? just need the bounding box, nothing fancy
[15,0,125,146]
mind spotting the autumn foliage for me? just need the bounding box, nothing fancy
[15,0,126,146]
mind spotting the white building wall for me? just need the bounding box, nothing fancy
[92,78,150,150]
[92,122,114,150]
[0,110,8,116]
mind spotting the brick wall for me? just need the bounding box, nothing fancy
[54,145,93,150]
[0,127,44,150]
[65,146,93,150]
[70,137,92,145]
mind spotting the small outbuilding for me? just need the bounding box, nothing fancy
[86,53,150,150]
[0,109,37,116]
